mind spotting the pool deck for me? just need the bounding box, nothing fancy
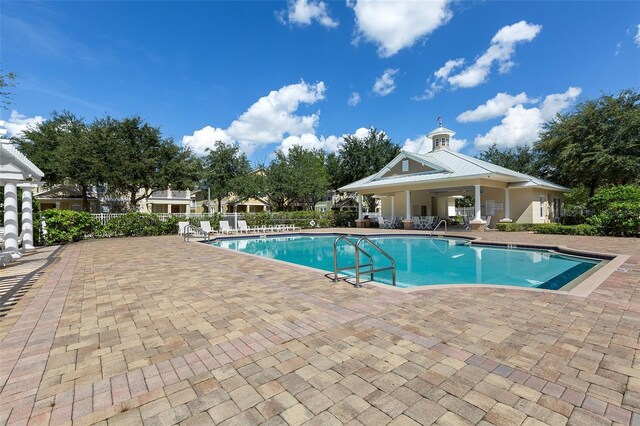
[0,229,638,425]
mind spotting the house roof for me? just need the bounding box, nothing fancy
[339,149,569,193]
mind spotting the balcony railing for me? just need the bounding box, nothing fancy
[148,190,189,199]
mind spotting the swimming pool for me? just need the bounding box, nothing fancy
[211,234,602,290]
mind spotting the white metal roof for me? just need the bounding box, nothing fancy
[339,149,568,193]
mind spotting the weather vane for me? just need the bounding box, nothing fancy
[437,116,442,127]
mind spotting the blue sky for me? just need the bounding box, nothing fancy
[2,0,639,165]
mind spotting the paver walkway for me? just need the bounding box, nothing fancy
[0,230,638,425]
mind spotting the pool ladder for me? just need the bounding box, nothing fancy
[429,220,447,237]
[333,236,396,288]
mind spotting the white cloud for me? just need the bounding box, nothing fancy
[348,91,361,106]
[182,126,232,156]
[350,0,453,57]
[402,135,466,154]
[4,110,45,138]
[474,87,581,150]
[280,133,344,154]
[226,81,326,154]
[419,21,541,99]
[457,92,535,122]
[373,68,399,96]
[448,21,541,88]
[277,0,338,28]
[183,81,329,156]
[353,127,370,139]
[634,24,640,46]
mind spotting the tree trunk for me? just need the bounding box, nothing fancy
[81,185,90,212]
[588,177,599,198]
[130,188,138,212]
[217,197,223,213]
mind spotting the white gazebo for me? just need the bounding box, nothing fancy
[0,120,44,264]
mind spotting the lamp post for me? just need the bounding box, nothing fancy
[207,187,211,213]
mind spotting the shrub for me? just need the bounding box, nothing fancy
[101,213,181,237]
[496,222,600,236]
[244,211,333,229]
[532,224,600,236]
[40,209,101,245]
[586,202,640,237]
[495,223,539,232]
[334,210,358,227]
[587,185,640,213]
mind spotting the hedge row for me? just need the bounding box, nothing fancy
[38,210,359,245]
[496,223,601,236]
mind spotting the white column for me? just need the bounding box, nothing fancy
[473,184,482,221]
[501,188,512,222]
[391,195,395,218]
[21,187,34,250]
[3,182,21,258]
[405,190,411,220]
[357,194,363,220]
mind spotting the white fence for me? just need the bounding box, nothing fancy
[91,212,244,227]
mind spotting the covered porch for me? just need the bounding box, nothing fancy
[355,178,564,231]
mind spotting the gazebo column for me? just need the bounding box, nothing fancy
[355,193,365,227]
[3,182,21,258]
[470,184,486,231]
[19,184,35,250]
[402,190,413,229]
[500,188,512,223]
[391,195,395,218]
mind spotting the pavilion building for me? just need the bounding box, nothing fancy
[339,122,567,230]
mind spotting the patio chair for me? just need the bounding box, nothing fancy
[178,221,189,235]
[484,216,493,230]
[392,216,403,229]
[412,217,422,230]
[462,216,471,230]
[218,220,234,234]
[200,221,218,237]
[237,220,255,233]
[379,216,393,229]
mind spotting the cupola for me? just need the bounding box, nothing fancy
[427,117,455,151]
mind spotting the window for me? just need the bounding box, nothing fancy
[539,195,545,218]
[402,160,409,172]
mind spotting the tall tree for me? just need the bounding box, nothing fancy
[15,111,108,211]
[338,127,400,210]
[105,116,200,209]
[477,143,540,177]
[265,146,329,210]
[287,146,329,210]
[202,141,251,212]
[535,89,640,196]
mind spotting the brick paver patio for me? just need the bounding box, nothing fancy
[0,230,638,425]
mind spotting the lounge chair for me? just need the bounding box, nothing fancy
[200,221,218,237]
[237,220,256,233]
[178,221,190,235]
[218,220,234,234]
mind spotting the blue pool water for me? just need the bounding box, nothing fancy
[211,234,601,290]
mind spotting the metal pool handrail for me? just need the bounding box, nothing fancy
[333,236,396,287]
[429,220,447,237]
